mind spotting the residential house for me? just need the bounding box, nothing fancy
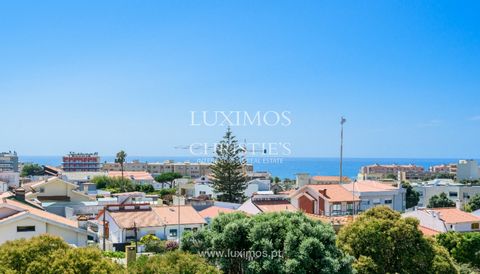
[23,177,95,202]
[403,207,480,233]
[295,173,351,188]
[0,191,89,246]
[96,204,206,251]
[290,184,360,216]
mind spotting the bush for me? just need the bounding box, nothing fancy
[128,251,220,274]
[103,251,125,258]
[0,235,122,274]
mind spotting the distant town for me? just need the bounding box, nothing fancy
[2,148,480,272]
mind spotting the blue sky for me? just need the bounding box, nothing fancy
[1,1,479,158]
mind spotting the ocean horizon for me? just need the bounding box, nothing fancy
[19,156,469,180]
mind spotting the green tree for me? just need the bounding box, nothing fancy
[467,193,480,212]
[128,251,220,274]
[115,150,127,179]
[0,235,122,274]
[437,232,480,267]
[428,192,456,208]
[20,163,44,177]
[92,175,135,193]
[337,206,457,274]
[154,172,183,188]
[210,127,247,203]
[402,181,420,209]
[182,211,352,274]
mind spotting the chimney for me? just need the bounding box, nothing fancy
[455,200,462,210]
[83,183,89,194]
[15,187,26,201]
[77,215,88,229]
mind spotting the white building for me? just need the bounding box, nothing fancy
[0,181,8,193]
[96,204,206,250]
[0,172,20,188]
[342,181,406,213]
[457,159,480,181]
[403,207,480,233]
[0,191,89,246]
[412,179,480,208]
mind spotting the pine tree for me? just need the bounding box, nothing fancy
[210,127,247,202]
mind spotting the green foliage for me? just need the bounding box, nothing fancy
[20,163,44,177]
[128,250,221,274]
[436,232,480,267]
[140,234,160,244]
[182,211,352,274]
[210,127,247,203]
[154,172,183,187]
[385,173,397,180]
[337,206,458,274]
[0,235,122,274]
[402,181,420,209]
[103,250,125,258]
[428,192,456,208]
[467,193,480,212]
[92,175,155,193]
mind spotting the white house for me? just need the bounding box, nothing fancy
[403,207,480,233]
[0,181,8,193]
[0,191,89,246]
[457,159,480,181]
[96,204,206,251]
[342,181,406,212]
[23,177,94,202]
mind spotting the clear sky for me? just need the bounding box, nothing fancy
[1,1,479,158]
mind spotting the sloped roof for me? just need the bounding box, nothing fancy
[0,193,79,228]
[106,205,206,229]
[342,180,398,192]
[304,184,360,202]
[199,206,235,219]
[428,208,480,224]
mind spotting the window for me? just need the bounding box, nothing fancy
[199,191,206,195]
[332,203,341,211]
[472,223,480,230]
[449,192,458,197]
[193,227,198,232]
[39,188,45,193]
[184,228,192,231]
[17,226,35,232]
[169,229,177,237]
[384,199,392,204]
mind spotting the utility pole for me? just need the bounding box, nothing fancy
[339,116,346,184]
[133,221,138,253]
[102,206,107,251]
[177,182,181,242]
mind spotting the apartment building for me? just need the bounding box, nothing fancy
[62,152,101,172]
[457,159,480,181]
[102,160,148,172]
[429,163,457,175]
[412,179,480,208]
[0,151,19,172]
[359,164,425,180]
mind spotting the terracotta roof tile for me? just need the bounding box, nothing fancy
[199,206,235,219]
[428,208,480,224]
[305,184,360,202]
[342,180,398,192]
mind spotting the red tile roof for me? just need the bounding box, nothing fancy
[305,184,360,202]
[199,206,235,219]
[428,208,480,224]
[108,171,154,181]
[419,225,440,236]
[342,180,398,192]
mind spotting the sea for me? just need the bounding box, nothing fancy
[19,156,467,180]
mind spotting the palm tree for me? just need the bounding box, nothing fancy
[115,150,127,179]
